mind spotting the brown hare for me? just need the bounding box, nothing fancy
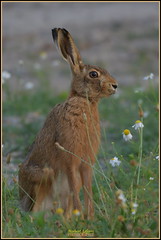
[18,28,118,219]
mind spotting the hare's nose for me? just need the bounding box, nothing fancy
[112,84,118,89]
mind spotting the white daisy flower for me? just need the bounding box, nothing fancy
[24,82,34,90]
[132,203,138,208]
[131,202,138,215]
[122,129,133,141]
[143,73,154,80]
[149,177,154,181]
[132,120,144,130]
[2,71,11,79]
[131,209,137,215]
[149,73,154,79]
[116,190,127,210]
[118,192,126,203]
[109,157,121,167]
[155,156,159,160]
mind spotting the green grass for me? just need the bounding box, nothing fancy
[2,77,159,238]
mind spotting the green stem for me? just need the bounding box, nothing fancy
[135,118,143,204]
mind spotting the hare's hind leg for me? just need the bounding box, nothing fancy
[80,164,94,219]
[19,164,55,212]
[19,165,37,212]
[19,185,35,212]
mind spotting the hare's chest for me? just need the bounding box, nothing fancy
[75,112,101,153]
[58,103,101,155]
[86,115,100,150]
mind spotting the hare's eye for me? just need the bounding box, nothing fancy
[89,71,98,78]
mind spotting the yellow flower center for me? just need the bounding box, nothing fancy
[115,189,123,196]
[135,120,141,124]
[123,129,130,135]
[56,208,64,214]
[72,209,80,216]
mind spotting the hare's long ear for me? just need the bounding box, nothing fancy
[52,28,83,73]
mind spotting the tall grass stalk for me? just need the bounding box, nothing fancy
[135,117,144,205]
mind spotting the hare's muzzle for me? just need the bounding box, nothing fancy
[100,80,118,96]
[110,83,118,94]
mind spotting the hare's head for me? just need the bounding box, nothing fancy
[52,28,118,101]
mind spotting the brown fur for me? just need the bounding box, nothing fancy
[18,28,118,219]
